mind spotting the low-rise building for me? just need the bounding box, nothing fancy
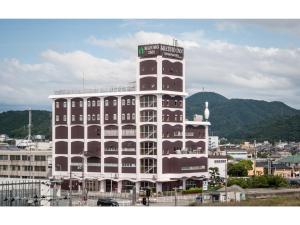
[248,161,266,176]
[227,149,249,160]
[271,164,292,178]
[0,145,52,179]
[208,155,227,179]
[208,136,219,150]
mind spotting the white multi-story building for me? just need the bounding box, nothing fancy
[208,155,227,179]
[49,43,210,192]
[208,136,219,149]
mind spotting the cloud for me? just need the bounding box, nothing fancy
[0,51,136,105]
[1,30,300,109]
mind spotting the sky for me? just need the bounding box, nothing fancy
[0,19,300,109]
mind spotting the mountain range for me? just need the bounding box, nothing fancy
[0,92,299,142]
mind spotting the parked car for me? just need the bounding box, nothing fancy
[97,198,119,206]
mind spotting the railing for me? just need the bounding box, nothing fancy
[54,86,136,95]
[122,148,135,152]
[140,131,157,139]
[140,101,157,108]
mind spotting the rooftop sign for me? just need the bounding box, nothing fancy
[138,44,184,60]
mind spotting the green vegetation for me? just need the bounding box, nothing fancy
[209,167,222,188]
[228,175,288,188]
[185,92,300,142]
[191,196,300,206]
[228,160,253,177]
[0,110,51,139]
[182,187,202,194]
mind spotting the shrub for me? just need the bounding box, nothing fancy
[182,187,202,194]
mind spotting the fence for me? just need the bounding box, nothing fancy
[0,180,41,206]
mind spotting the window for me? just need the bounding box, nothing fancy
[105,100,109,106]
[72,101,75,107]
[63,115,67,122]
[79,115,83,121]
[72,115,75,121]
[175,114,178,121]
[34,155,46,161]
[87,114,91,121]
[22,155,30,161]
[122,113,125,120]
[92,114,96,121]
[56,115,59,122]
[179,100,183,107]
[127,99,131,105]
[113,99,117,106]
[23,166,33,171]
[0,155,8,160]
[174,100,178,106]
[132,113,135,120]
[127,113,130,120]
[122,99,126,106]
[140,95,157,108]
[56,102,59,108]
[97,100,100,107]
[132,99,135,105]
[113,114,117,120]
[35,166,46,172]
[92,100,96,107]
[140,158,157,174]
[79,101,83,107]
[105,114,108,120]
[87,100,91,107]
[97,114,100,120]
[10,155,20,160]
[63,102,67,108]
[180,115,183,121]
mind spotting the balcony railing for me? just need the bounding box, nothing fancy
[54,85,136,95]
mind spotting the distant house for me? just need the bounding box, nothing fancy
[0,134,9,142]
[270,164,293,178]
[217,185,246,202]
[227,149,249,160]
[248,161,267,176]
[276,154,300,177]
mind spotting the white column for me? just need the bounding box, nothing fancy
[135,181,140,192]
[156,182,162,193]
[100,97,105,176]
[156,94,163,179]
[135,95,141,181]
[83,98,87,176]
[157,56,162,92]
[117,181,122,193]
[100,180,105,192]
[67,98,71,174]
[117,96,122,175]
[52,100,56,177]
[182,178,187,190]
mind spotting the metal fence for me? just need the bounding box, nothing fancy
[0,180,41,206]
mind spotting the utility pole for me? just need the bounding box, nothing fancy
[69,170,72,206]
[225,148,228,203]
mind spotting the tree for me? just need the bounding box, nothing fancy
[209,167,222,187]
[228,163,248,177]
[239,160,253,171]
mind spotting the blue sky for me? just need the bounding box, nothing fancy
[0,19,300,109]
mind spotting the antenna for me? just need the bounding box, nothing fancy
[28,108,32,141]
[82,72,85,89]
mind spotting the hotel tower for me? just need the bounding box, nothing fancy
[49,43,210,192]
